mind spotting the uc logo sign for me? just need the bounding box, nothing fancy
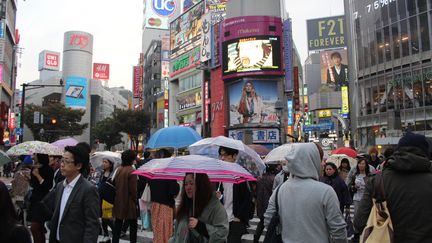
[152,0,176,17]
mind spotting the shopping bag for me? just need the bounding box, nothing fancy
[141,184,151,203]
[101,200,113,219]
[141,210,151,230]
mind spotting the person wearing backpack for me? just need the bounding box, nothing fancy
[354,132,432,242]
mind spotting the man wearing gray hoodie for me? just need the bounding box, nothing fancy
[264,143,347,243]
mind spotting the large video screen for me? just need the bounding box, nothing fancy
[222,36,281,76]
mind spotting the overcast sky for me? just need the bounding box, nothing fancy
[15,0,344,91]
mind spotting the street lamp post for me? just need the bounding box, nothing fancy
[19,79,64,143]
[274,98,284,145]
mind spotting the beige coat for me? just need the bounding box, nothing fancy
[113,165,137,219]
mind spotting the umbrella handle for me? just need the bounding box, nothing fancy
[193,172,196,217]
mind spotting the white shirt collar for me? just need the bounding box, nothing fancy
[63,174,81,188]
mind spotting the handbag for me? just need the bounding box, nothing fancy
[141,209,151,230]
[141,184,151,203]
[101,199,113,219]
[263,185,283,243]
[345,211,355,238]
[360,173,394,243]
[187,229,206,243]
[98,169,118,204]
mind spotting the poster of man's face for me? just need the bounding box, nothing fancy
[320,48,349,91]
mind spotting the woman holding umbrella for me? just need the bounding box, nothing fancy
[169,173,228,243]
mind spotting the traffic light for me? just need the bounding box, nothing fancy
[51,118,57,125]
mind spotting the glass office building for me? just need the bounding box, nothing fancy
[345,0,432,148]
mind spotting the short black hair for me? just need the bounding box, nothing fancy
[64,145,88,173]
[155,148,172,158]
[143,151,151,159]
[218,146,239,156]
[121,150,136,166]
[330,52,342,60]
[36,153,50,165]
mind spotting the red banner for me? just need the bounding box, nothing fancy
[93,63,110,80]
[293,66,300,111]
[133,66,141,97]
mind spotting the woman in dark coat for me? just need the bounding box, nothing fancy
[28,153,54,243]
[320,162,352,212]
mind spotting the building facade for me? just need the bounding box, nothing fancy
[345,0,432,149]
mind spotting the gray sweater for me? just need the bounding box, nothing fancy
[264,143,347,243]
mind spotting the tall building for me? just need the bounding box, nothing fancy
[0,0,18,146]
[345,0,432,150]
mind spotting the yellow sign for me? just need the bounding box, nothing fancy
[341,86,349,115]
[318,109,332,118]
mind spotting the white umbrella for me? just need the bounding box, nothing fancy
[90,151,122,170]
[188,136,265,176]
[264,143,295,164]
[326,154,357,168]
[7,141,63,156]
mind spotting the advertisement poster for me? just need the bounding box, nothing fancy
[228,80,278,125]
[223,36,281,75]
[320,48,348,91]
[341,86,349,118]
[93,63,110,80]
[65,76,87,109]
[182,0,201,12]
[205,0,227,24]
[170,1,205,58]
[307,15,346,51]
[144,0,177,30]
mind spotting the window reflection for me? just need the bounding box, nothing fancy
[383,27,392,61]
[419,13,430,51]
[418,0,427,13]
[409,16,420,54]
[407,0,417,16]
[398,0,407,19]
[400,19,410,57]
[376,29,385,64]
[391,23,401,59]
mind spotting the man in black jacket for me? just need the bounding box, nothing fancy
[354,132,432,242]
[218,146,253,243]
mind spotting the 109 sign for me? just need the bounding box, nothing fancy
[153,0,176,17]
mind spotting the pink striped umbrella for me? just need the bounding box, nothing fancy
[133,155,256,184]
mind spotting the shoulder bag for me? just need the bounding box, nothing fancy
[360,173,394,243]
[98,168,118,204]
[263,185,283,243]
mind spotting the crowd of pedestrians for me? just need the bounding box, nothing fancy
[1,131,431,243]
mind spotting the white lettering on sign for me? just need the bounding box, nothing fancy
[45,54,58,67]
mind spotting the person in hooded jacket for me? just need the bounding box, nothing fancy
[264,143,347,243]
[354,132,432,242]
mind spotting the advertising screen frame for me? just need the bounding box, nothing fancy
[65,76,87,110]
[222,35,282,77]
[228,79,279,126]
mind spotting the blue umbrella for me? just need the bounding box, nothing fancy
[146,126,202,149]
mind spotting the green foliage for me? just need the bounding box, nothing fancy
[23,103,88,142]
[91,117,122,150]
[112,109,151,151]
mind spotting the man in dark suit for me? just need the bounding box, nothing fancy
[326,51,349,91]
[43,145,100,243]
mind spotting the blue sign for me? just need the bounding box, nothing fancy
[16,128,23,136]
[287,99,293,125]
[65,76,87,109]
[303,122,334,132]
[152,0,176,17]
[0,21,4,39]
[283,19,293,91]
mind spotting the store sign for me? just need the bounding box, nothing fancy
[307,15,346,51]
[287,99,293,125]
[170,47,200,77]
[283,19,293,91]
[204,81,209,122]
[93,63,110,80]
[293,67,300,111]
[228,128,280,143]
[8,112,14,129]
[200,13,211,62]
[64,31,93,53]
[341,86,349,118]
[133,66,141,97]
[318,109,332,118]
[206,0,227,24]
[145,0,177,30]
[153,0,176,16]
[303,121,334,132]
[38,51,60,71]
[178,91,202,110]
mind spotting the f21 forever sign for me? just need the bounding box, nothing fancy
[307,15,346,51]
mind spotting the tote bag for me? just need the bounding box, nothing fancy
[360,173,394,243]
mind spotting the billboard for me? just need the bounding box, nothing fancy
[170,1,205,58]
[38,50,60,71]
[65,76,87,109]
[170,46,200,77]
[223,36,281,76]
[144,0,178,30]
[341,86,349,118]
[221,16,283,79]
[287,99,293,125]
[64,31,93,54]
[205,0,227,24]
[228,79,279,126]
[320,48,348,91]
[93,63,110,80]
[283,19,293,91]
[178,91,202,110]
[307,15,346,51]
[182,0,201,12]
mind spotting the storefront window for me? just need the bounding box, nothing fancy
[409,16,420,54]
[425,78,432,106]
[419,13,430,52]
[400,19,410,57]
[391,23,401,59]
